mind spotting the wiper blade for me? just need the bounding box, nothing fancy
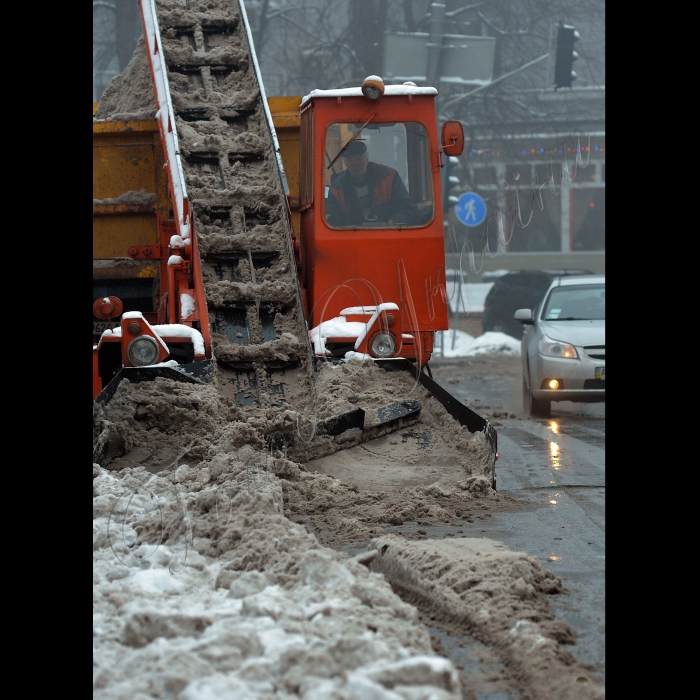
[327,113,376,170]
[555,317,604,321]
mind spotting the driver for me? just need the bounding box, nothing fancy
[325,141,429,227]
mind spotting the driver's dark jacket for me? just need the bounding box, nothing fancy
[325,162,418,227]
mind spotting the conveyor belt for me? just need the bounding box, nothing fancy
[140,0,311,408]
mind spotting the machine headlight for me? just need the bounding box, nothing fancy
[539,335,578,359]
[370,332,396,357]
[127,335,160,366]
[361,75,385,100]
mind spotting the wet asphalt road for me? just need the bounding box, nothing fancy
[430,357,605,681]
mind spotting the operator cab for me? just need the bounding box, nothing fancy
[297,76,464,364]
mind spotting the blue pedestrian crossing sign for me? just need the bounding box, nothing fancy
[455,192,487,227]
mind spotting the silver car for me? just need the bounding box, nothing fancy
[514,275,605,417]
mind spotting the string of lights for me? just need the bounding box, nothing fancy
[466,146,604,157]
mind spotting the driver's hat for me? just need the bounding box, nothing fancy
[344,141,367,158]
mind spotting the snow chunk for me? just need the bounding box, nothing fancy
[257,627,307,661]
[228,571,269,599]
[129,568,185,593]
[309,317,366,355]
[344,351,372,362]
[180,293,196,320]
[153,323,205,356]
[178,674,258,700]
[435,330,520,357]
[241,585,303,621]
[343,672,405,699]
[364,655,460,692]
[298,549,354,587]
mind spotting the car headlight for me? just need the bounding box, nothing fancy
[370,332,396,357]
[127,335,160,366]
[539,335,578,359]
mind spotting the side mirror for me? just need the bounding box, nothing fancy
[441,121,464,156]
[514,308,534,324]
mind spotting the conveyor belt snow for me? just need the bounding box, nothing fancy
[141,0,311,409]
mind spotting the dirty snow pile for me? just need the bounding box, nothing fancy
[370,535,605,700]
[93,457,462,700]
[435,330,520,358]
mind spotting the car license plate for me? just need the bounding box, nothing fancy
[595,366,605,379]
[93,320,112,335]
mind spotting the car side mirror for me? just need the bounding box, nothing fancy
[514,308,534,324]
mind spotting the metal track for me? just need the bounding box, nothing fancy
[141,0,311,408]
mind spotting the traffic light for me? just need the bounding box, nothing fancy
[554,24,579,89]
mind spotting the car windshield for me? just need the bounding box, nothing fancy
[541,284,605,321]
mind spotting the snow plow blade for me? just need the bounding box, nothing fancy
[94,359,216,407]
[271,397,424,462]
[376,359,498,486]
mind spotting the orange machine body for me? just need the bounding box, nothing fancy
[92,114,212,400]
[297,91,450,365]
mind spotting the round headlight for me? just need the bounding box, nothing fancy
[127,335,160,366]
[361,75,385,101]
[370,332,395,357]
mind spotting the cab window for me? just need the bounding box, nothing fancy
[323,121,433,229]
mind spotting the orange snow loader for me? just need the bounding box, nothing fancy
[92,0,496,483]
[93,83,466,397]
[92,85,497,477]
